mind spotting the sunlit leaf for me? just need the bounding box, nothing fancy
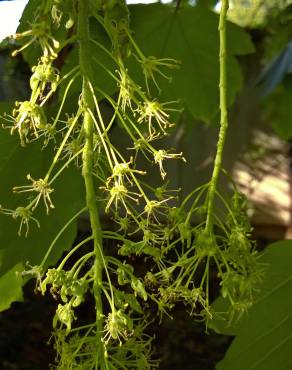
[128,4,254,123]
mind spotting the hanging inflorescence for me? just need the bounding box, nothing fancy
[0,0,263,369]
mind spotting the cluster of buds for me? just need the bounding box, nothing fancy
[104,309,133,344]
[30,59,60,99]
[9,101,47,146]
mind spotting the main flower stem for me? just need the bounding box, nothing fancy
[78,1,105,367]
[205,0,229,233]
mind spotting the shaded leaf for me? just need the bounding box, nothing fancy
[0,146,84,276]
[214,240,292,370]
[0,262,24,312]
[0,107,84,278]
[0,102,17,172]
[59,19,118,102]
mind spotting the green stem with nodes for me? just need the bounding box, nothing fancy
[205,0,229,233]
[78,1,106,368]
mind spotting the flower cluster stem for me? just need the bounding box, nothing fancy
[205,0,229,233]
[78,1,105,367]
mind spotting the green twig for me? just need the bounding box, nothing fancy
[205,0,229,233]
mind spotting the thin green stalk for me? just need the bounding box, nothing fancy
[39,207,87,269]
[44,108,81,181]
[48,148,83,185]
[205,0,229,233]
[57,235,93,271]
[78,1,105,368]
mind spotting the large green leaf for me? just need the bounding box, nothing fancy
[0,107,84,294]
[0,136,84,275]
[59,19,118,102]
[215,240,292,370]
[17,1,118,99]
[16,0,68,67]
[0,262,24,311]
[0,103,16,171]
[128,4,255,123]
